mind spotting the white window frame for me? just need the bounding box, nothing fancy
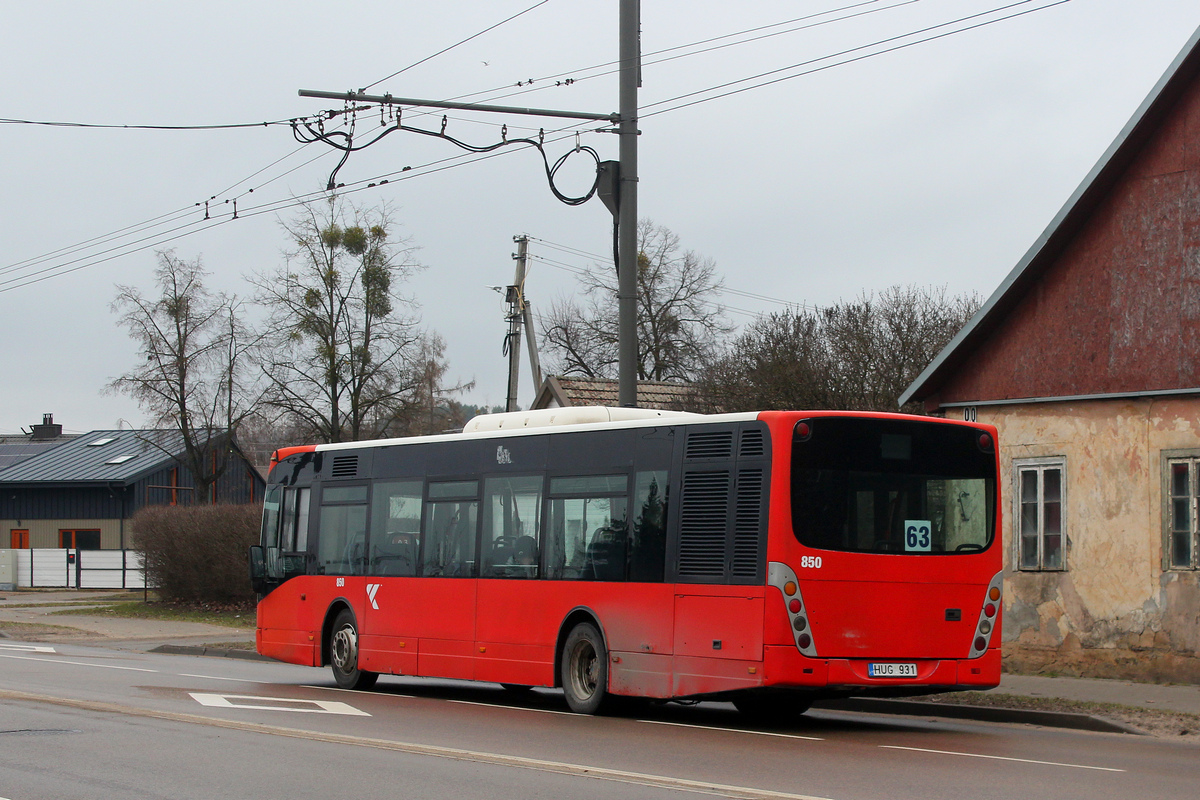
[1162,450,1200,571]
[1013,457,1066,571]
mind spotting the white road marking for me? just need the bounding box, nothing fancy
[447,698,578,716]
[189,692,370,716]
[0,643,56,653]
[0,653,157,672]
[638,719,823,741]
[879,745,1126,772]
[179,673,271,684]
[303,684,416,699]
[6,687,836,800]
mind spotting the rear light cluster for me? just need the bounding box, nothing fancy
[768,562,818,657]
[968,571,1004,658]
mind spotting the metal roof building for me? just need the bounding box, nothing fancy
[1,428,264,550]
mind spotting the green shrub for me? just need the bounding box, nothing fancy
[131,504,261,603]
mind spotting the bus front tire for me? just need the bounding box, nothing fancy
[330,609,378,691]
[561,622,607,714]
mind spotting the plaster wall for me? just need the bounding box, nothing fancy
[951,397,1200,682]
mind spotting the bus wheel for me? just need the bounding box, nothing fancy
[733,692,811,722]
[561,622,607,714]
[330,609,378,691]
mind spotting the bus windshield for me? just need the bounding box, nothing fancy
[791,417,995,555]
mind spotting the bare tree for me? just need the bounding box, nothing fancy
[370,333,474,437]
[109,250,259,501]
[251,196,438,443]
[694,285,980,414]
[541,219,733,382]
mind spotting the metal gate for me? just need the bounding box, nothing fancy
[14,549,147,589]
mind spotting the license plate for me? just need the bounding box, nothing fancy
[868,662,917,678]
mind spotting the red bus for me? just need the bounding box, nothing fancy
[250,407,1002,716]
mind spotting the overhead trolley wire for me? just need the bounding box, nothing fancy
[360,0,554,92]
[0,126,602,294]
[0,138,334,279]
[641,0,1071,117]
[2,1,1070,293]
[380,0,922,118]
[0,117,298,131]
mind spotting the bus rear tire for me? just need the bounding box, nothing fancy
[330,609,378,691]
[561,622,607,714]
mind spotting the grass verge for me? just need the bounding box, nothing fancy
[0,620,97,638]
[52,601,256,629]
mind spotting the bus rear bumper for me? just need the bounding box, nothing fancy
[763,645,1001,693]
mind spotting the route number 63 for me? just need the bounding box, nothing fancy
[905,519,932,552]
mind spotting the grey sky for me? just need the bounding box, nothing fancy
[2,0,1197,435]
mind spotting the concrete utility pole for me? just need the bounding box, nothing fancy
[617,0,640,408]
[504,235,542,412]
[503,277,523,414]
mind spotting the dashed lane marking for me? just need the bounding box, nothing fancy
[0,653,157,672]
[446,698,578,716]
[179,673,271,684]
[879,745,1126,772]
[0,643,56,653]
[638,719,823,741]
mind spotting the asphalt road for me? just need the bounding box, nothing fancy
[1,640,1197,800]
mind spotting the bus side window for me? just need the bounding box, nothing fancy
[280,487,312,576]
[261,485,283,580]
[545,475,629,582]
[423,481,479,578]
[481,475,543,579]
[316,485,369,576]
[261,486,282,549]
[370,480,423,577]
[628,470,668,582]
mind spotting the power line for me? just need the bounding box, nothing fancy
[641,0,1070,117]
[360,0,553,92]
[382,0,916,117]
[0,127,603,293]
[0,139,335,279]
[528,236,823,313]
[0,2,1071,293]
[0,117,297,131]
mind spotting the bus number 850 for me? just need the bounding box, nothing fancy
[800,556,822,569]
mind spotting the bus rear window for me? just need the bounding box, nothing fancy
[792,417,995,555]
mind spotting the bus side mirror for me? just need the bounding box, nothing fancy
[249,545,267,593]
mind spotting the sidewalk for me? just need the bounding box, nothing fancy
[0,589,253,650]
[2,589,1197,733]
[998,672,1200,716]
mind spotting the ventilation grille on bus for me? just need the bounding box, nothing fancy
[739,428,766,459]
[732,468,764,578]
[685,431,734,460]
[330,454,359,479]
[677,471,729,577]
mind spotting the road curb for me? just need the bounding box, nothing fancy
[812,697,1144,735]
[151,644,273,662]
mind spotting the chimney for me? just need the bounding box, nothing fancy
[31,413,63,440]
